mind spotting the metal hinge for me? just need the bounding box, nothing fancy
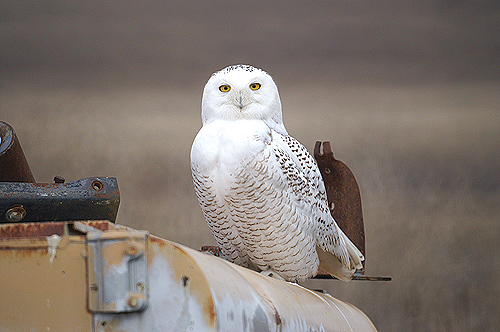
[85,228,149,313]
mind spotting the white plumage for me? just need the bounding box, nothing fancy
[191,65,364,282]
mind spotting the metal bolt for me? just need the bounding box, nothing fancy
[125,246,137,256]
[5,205,26,222]
[128,295,140,308]
[53,175,65,184]
[90,283,98,292]
[136,282,145,292]
[91,180,104,191]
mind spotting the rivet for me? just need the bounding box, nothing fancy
[5,205,26,222]
[136,282,145,292]
[330,202,335,211]
[324,168,331,174]
[125,246,137,256]
[128,295,139,308]
[91,180,104,191]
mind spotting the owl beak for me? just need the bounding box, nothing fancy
[236,91,245,110]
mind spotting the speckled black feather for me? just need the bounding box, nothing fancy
[213,64,268,76]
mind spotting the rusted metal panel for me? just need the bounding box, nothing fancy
[314,141,366,259]
[313,142,392,281]
[0,121,36,183]
[0,177,120,223]
[0,221,66,238]
[0,220,117,239]
[0,224,92,331]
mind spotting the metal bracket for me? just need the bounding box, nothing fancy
[86,229,149,313]
[314,141,365,258]
[0,177,120,223]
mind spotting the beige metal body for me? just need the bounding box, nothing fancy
[0,221,377,332]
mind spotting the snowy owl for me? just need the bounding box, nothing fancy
[191,65,364,282]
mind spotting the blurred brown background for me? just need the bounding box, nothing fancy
[1,1,499,330]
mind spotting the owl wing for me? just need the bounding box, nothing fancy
[271,132,364,278]
[191,163,250,267]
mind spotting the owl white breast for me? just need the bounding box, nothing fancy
[191,65,363,282]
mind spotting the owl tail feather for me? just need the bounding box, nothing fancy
[317,230,365,282]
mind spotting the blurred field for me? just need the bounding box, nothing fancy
[2,82,499,331]
[1,0,500,330]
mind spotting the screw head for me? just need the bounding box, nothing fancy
[136,282,145,292]
[128,295,139,308]
[5,205,26,222]
[53,176,65,184]
[91,180,104,191]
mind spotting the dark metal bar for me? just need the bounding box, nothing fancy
[0,177,120,223]
[313,274,392,281]
[0,121,36,183]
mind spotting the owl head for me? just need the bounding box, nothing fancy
[201,65,287,134]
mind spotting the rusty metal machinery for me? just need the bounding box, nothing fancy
[1,121,120,224]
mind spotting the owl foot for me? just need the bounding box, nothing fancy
[260,269,285,281]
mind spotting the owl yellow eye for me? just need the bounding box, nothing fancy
[219,84,231,92]
[249,83,261,90]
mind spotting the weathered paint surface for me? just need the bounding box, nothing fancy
[0,229,90,331]
[93,232,217,331]
[190,245,377,332]
[0,221,378,332]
